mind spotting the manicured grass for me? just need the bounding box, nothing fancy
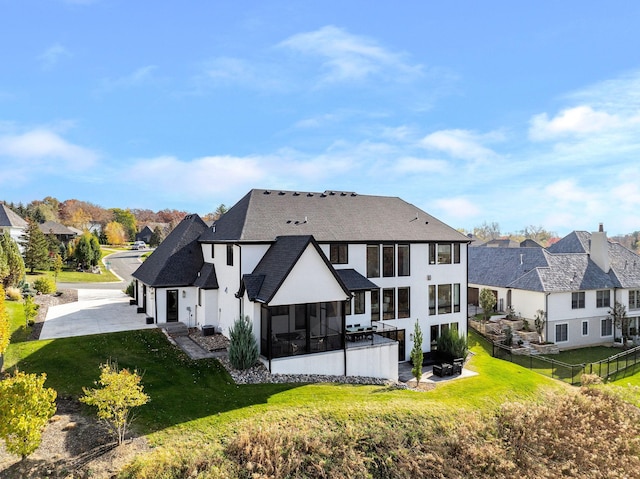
[6,299,32,343]
[543,346,618,364]
[5,326,565,447]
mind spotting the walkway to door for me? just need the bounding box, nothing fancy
[39,289,156,340]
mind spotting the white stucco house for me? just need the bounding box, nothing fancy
[132,189,469,380]
[0,203,27,244]
[469,224,640,350]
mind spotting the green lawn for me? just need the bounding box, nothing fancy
[25,247,121,284]
[543,346,618,364]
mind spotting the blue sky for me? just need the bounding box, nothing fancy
[2,1,640,236]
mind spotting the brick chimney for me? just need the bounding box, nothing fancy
[590,223,610,273]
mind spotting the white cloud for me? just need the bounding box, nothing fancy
[393,156,448,174]
[0,129,98,167]
[38,43,71,70]
[432,197,481,220]
[529,105,623,141]
[420,129,500,162]
[279,25,422,84]
[98,65,158,92]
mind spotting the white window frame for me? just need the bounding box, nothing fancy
[581,320,589,337]
[601,318,613,337]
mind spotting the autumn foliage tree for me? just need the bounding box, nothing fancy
[104,221,127,245]
[0,370,57,460]
[80,361,150,445]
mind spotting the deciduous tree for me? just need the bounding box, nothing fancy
[608,301,630,342]
[479,288,497,321]
[0,370,57,460]
[0,286,9,367]
[104,221,127,245]
[111,208,137,242]
[80,361,149,446]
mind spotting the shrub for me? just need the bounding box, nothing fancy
[33,276,56,294]
[23,295,39,326]
[436,327,468,362]
[228,316,259,370]
[5,286,21,301]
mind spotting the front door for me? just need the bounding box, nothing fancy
[167,290,179,322]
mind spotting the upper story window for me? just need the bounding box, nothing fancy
[398,287,410,318]
[383,245,395,277]
[226,244,234,266]
[429,243,461,265]
[211,244,215,258]
[382,288,395,320]
[354,291,365,315]
[572,291,585,309]
[398,244,410,276]
[366,245,380,278]
[630,290,640,310]
[596,290,610,308]
[330,244,348,264]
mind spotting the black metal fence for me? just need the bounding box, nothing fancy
[490,340,640,386]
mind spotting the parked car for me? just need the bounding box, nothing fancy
[131,241,147,250]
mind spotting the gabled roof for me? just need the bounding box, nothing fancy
[200,189,469,243]
[239,235,350,303]
[0,204,27,228]
[335,269,378,291]
[193,263,219,290]
[132,214,207,288]
[469,230,640,293]
[38,221,77,236]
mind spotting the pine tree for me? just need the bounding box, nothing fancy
[228,316,259,370]
[0,232,25,288]
[22,219,49,273]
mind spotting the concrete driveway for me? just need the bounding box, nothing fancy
[39,289,156,340]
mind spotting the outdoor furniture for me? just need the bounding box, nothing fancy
[433,363,454,377]
[452,358,464,375]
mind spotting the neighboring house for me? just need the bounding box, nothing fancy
[469,224,640,349]
[135,223,169,244]
[132,189,469,380]
[38,220,79,244]
[0,203,27,244]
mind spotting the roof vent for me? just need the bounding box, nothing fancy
[278,191,286,195]
[286,220,292,224]
[340,192,347,196]
[599,223,604,232]
[264,190,271,195]
[307,193,314,197]
[329,191,336,195]
[351,193,357,196]
[293,192,300,196]
[320,193,327,198]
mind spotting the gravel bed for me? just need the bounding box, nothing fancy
[188,329,406,389]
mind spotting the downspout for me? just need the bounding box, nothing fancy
[343,302,347,377]
[237,243,243,320]
[154,288,158,325]
[545,293,550,343]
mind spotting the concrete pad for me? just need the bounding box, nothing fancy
[40,289,156,340]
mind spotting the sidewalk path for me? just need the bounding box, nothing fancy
[39,289,156,340]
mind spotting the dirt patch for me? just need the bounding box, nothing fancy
[0,397,150,479]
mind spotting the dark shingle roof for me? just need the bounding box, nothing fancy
[335,269,379,291]
[132,214,207,287]
[469,230,640,293]
[239,235,350,303]
[38,221,77,236]
[0,204,27,228]
[194,263,219,289]
[200,189,469,243]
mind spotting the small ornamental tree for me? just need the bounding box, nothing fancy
[23,295,39,327]
[0,370,57,460]
[479,288,497,321]
[80,361,150,446]
[410,319,424,385]
[608,301,630,342]
[534,309,546,343]
[52,253,63,283]
[228,316,259,370]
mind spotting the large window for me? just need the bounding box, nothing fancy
[383,288,395,320]
[601,317,613,337]
[556,323,568,342]
[330,244,348,264]
[572,291,585,309]
[438,284,452,314]
[437,244,452,264]
[367,245,380,278]
[630,290,640,310]
[398,287,410,318]
[429,243,459,265]
[398,244,410,276]
[383,245,395,277]
[453,283,461,313]
[596,290,610,308]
